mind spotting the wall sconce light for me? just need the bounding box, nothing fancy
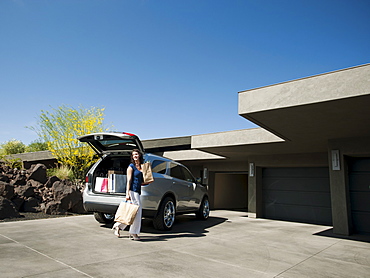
[249,163,255,177]
[331,150,340,171]
[203,167,208,180]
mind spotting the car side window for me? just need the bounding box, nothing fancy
[182,167,195,183]
[151,160,167,174]
[169,163,185,180]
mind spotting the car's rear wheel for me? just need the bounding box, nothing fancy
[153,197,176,230]
[94,212,115,224]
[196,196,210,220]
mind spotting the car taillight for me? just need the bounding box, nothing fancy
[85,176,89,184]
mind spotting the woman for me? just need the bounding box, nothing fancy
[112,149,144,240]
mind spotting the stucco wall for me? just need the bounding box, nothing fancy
[239,64,370,115]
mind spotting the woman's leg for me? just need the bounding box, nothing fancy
[113,221,127,231]
[128,191,142,235]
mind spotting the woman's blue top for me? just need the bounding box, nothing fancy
[129,163,143,195]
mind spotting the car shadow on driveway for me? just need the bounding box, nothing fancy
[101,214,227,242]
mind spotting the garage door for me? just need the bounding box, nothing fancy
[349,158,370,235]
[262,167,332,225]
[214,173,248,209]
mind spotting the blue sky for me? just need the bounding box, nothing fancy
[1,0,369,145]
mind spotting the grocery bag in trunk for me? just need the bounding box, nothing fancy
[95,177,108,192]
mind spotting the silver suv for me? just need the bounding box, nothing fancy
[78,132,210,230]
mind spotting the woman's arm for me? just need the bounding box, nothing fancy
[126,166,133,200]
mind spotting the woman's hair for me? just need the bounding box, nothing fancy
[130,149,144,164]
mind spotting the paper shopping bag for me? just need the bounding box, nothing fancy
[142,162,154,183]
[114,201,139,225]
[95,177,108,192]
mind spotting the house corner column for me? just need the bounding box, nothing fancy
[248,162,262,218]
[328,146,353,235]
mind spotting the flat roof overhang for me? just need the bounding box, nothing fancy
[142,136,191,153]
[238,63,370,142]
[238,64,370,150]
[191,64,370,161]
[191,128,286,160]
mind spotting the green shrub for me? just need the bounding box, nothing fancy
[47,164,73,180]
[1,139,26,155]
[1,156,23,169]
[26,139,49,152]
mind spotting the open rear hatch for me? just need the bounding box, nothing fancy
[77,132,144,156]
[78,132,144,195]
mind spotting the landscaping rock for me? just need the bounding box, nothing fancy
[27,163,48,184]
[14,184,36,199]
[44,200,65,215]
[52,181,83,213]
[70,199,86,214]
[11,173,27,186]
[0,196,21,219]
[45,176,60,188]
[27,179,44,189]
[0,163,86,218]
[0,175,10,183]
[23,197,41,213]
[11,196,24,211]
[0,181,15,200]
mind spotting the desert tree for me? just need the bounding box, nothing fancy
[29,105,110,181]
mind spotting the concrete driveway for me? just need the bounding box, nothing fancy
[1,210,370,278]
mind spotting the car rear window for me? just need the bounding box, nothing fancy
[99,139,138,151]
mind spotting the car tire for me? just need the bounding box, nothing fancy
[196,196,210,220]
[153,196,176,231]
[94,212,115,224]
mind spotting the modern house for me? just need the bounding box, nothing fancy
[14,63,370,235]
[147,63,370,236]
